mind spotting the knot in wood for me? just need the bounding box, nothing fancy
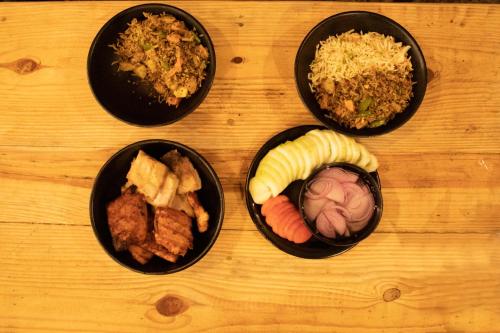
[14,58,41,74]
[383,288,401,302]
[155,295,189,317]
[231,56,243,64]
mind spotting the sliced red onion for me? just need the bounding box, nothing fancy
[304,167,375,239]
[317,168,359,184]
[303,197,329,221]
[316,211,336,238]
[305,179,332,200]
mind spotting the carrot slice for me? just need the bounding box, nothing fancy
[275,214,297,238]
[283,217,303,240]
[266,203,294,228]
[291,223,312,243]
[267,205,295,229]
[261,195,289,216]
[269,201,294,220]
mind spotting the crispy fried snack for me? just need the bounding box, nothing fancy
[128,244,154,264]
[106,188,149,251]
[161,150,201,194]
[187,192,209,233]
[170,193,195,217]
[126,150,179,207]
[140,238,179,263]
[154,207,193,256]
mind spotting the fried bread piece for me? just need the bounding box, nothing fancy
[170,193,195,217]
[161,150,201,194]
[187,192,209,233]
[106,188,149,251]
[128,244,154,264]
[154,207,193,256]
[140,238,179,263]
[126,150,179,207]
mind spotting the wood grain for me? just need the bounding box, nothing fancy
[0,2,499,152]
[0,1,499,332]
[0,223,499,333]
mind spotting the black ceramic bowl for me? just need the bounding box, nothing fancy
[88,3,216,126]
[295,11,427,136]
[90,140,224,274]
[298,162,383,247]
[245,125,360,259]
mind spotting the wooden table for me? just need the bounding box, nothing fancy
[0,1,499,332]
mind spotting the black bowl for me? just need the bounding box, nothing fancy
[90,140,224,274]
[298,162,383,247]
[295,11,427,136]
[87,3,216,126]
[245,125,360,259]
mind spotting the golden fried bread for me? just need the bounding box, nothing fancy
[187,192,209,233]
[126,150,179,207]
[161,150,201,194]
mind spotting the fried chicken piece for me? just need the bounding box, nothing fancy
[161,150,201,194]
[128,244,154,264]
[126,150,179,207]
[170,193,195,217]
[140,238,179,263]
[154,207,193,256]
[187,192,209,233]
[106,188,148,251]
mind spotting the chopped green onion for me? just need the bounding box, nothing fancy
[142,42,153,51]
[359,97,373,113]
[368,119,386,128]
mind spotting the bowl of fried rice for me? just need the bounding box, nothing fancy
[88,3,216,126]
[295,11,427,136]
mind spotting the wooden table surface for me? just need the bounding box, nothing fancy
[0,1,499,332]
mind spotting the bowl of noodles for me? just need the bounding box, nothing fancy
[88,3,216,126]
[295,11,427,136]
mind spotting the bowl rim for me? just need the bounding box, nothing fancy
[87,3,216,127]
[294,10,428,137]
[298,162,383,246]
[244,125,361,259]
[89,139,225,274]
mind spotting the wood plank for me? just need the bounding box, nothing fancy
[0,2,498,152]
[0,223,498,333]
[0,146,498,232]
